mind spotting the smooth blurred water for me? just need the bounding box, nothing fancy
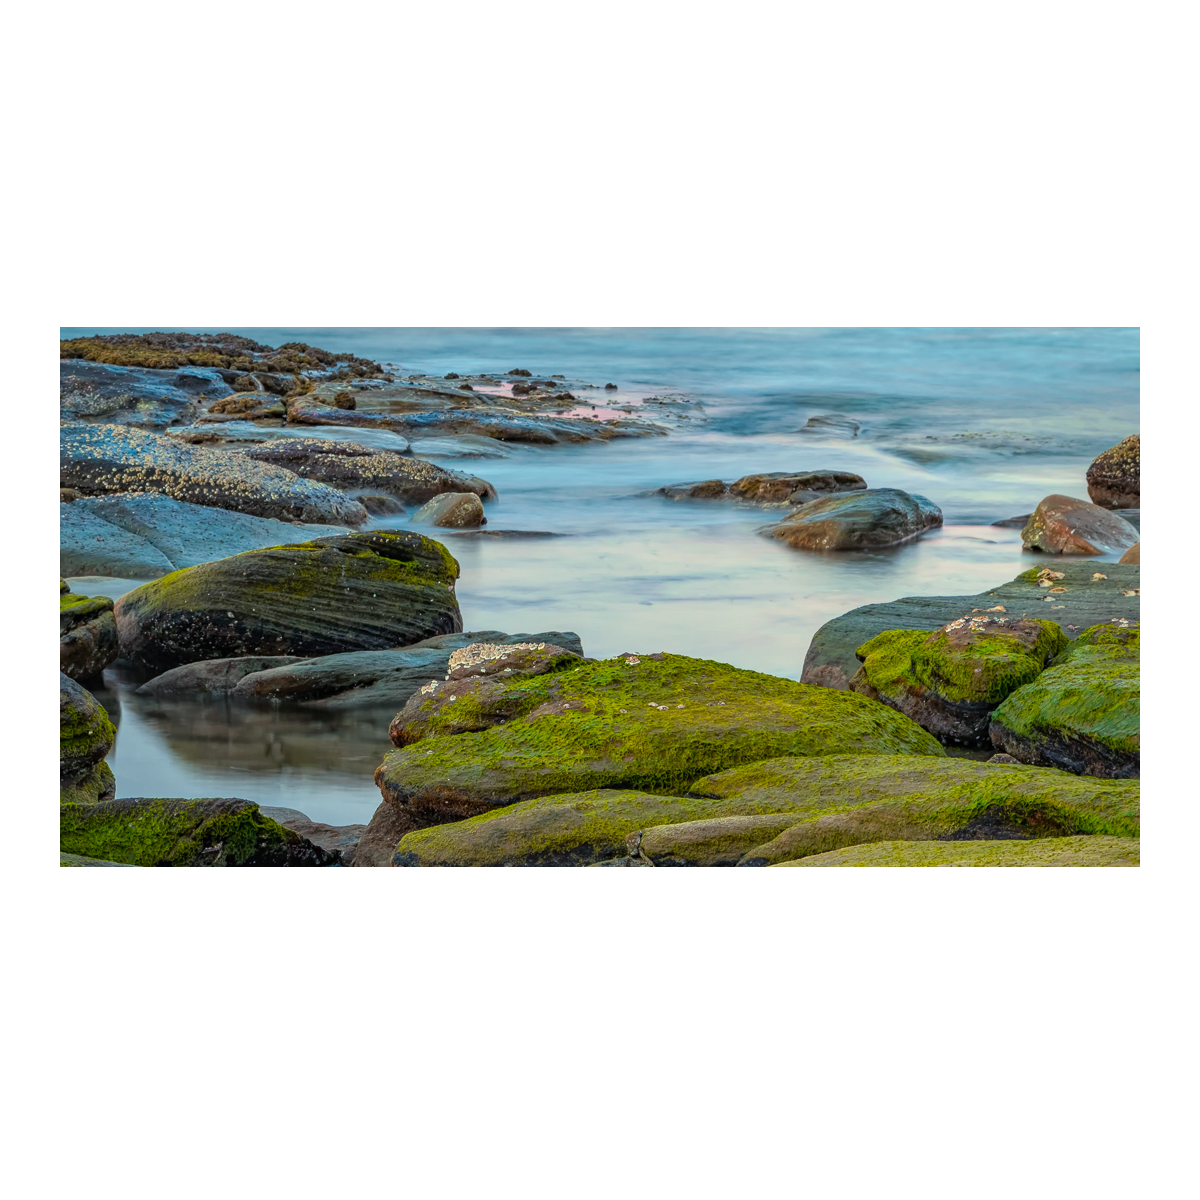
[64,328,1139,824]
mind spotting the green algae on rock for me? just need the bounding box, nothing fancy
[59,797,339,866]
[850,616,1068,744]
[60,590,119,681]
[60,673,116,805]
[113,531,463,672]
[375,653,945,826]
[773,835,1139,867]
[60,852,142,867]
[989,621,1139,778]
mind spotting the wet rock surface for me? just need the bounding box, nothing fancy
[1086,434,1139,508]
[136,655,312,696]
[410,492,486,528]
[60,588,119,681]
[761,488,942,551]
[60,673,116,805]
[113,531,463,672]
[60,361,234,429]
[61,425,369,526]
[60,493,353,579]
[657,470,866,504]
[1021,494,1139,555]
[802,561,1140,690]
[258,807,366,865]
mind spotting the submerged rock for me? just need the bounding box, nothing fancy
[1021,495,1139,555]
[60,673,116,805]
[761,488,942,551]
[113,531,463,672]
[410,492,486,528]
[774,835,1138,867]
[798,414,861,437]
[60,425,369,526]
[375,652,944,827]
[60,493,353,580]
[242,439,497,505]
[1086,435,1140,508]
[989,622,1139,778]
[59,797,339,866]
[60,590,119,681]
[849,616,1068,744]
[801,561,1140,690]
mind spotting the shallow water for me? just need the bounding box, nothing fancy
[63,328,1139,825]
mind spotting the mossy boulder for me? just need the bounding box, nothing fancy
[60,673,116,804]
[60,852,141,867]
[774,835,1139,867]
[761,488,942,551]
[802,561,1140,690]
[850,616,1068,744]
[629,814,816,866]
[1086,435,1139,508]
[989,622,1139,778]
[375,653,945,826]
[113,531,463,672]
[1021,494,1139,555]
[60,591,119,681]
[697,755,1139,865]
[59,797,340,866]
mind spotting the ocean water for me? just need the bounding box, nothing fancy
[63,328,1140,825]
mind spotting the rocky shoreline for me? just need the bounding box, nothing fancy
[59,333,1141,868]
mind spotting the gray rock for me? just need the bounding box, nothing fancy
[61,493,354,580]
[137,656,313,695]
[762,488,942,551]
[60,361,233,429]
[409,435,513,458]
[60,424,369,526]
[257,807,367,865]
[801,560,1141,689]
[60,591,119,681]
[410,492,486,528]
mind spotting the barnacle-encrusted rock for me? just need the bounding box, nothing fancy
[989,622,1140,778]
[60,590,119,681]
[773,835,1138,867]
[390,755,1137,866]
[242,439,497,505]
[1086,434,1139,508]
[375,653,945,827]
[849,616,1068,744]
[1021,494,1139,555]
[59,797,339,866]
[60,425,369,526]
[410,492,486,528]
[60,360,234,429]
[761,488,942,551]
[60,673,116,805]
[113,531,463,672]
[801,561,1140,690]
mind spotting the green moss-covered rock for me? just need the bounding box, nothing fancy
[989,621,1139,778]
[60,852,142,867]
[630,814,816,866]
[113,531,463,671]
[59,797,340,866]
[711,755,1138,865]
[774,835,1139,867]
[850,617,1068,744]
[60,672,115,785]
[61,760,116,806]
[375,653,945,825]
[60,591,119,681]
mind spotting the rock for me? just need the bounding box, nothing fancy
[410,492,486,528]
[729,471,867,503]
[381,409,665,444]
[358,494,406,516]
[60,361,233,429]
[389,643,584,742]
[60,425,369,526]
[630,814,817,866]
[214,631,583,709]
[258,806,366,865]
[989,622,1139,778]
[773,835,1139,867]
[761,488,942,551]
[658,480,730,500]
[61,488,77,502]
[1021,494,1139,555]
[799,414,861,437]
[409,435,513,459]
[681,754,1139,866]
[60,673,116,805]
[849,616,1068,745]
[1086,435,1139,508]
[375,653,945,827]
[352,801,424,866]
[60,591,119,681]
[987,753,1024,765]
[113,531,463,672]
[801,561,1140,690]
[61,493,353,580]
[204,391,286,420]
[59,797,339,866]
[137,656,312,696]
[242,439,497,505]
[60,853,142,867]
[991,514,1032,528]
[1119,542,1140,565]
